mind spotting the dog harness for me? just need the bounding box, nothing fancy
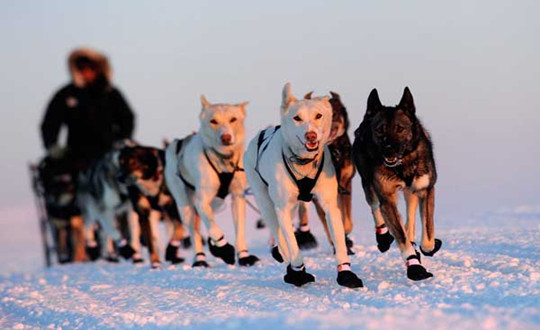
[255,126,325,202]
[176,138,242,199]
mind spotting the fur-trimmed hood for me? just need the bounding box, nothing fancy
[68,47,112,87]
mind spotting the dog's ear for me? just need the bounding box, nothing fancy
[304,91,313,100]
[398,87,415,115]
[236,101,249,116]
[330,91,341,100]
[201,95,211,109]
[281,82,296,114]
[366,88,382,117]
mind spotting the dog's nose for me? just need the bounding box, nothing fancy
[305,131,317,142]
[221,134,232,144]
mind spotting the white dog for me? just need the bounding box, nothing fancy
[165,96,259,267]
[244,83,363,288]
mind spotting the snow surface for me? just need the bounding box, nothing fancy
[0,203,539,329]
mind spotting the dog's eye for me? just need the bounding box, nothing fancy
[396,126,405,133]
[210,119,218,125]
[315,113,322,119]
[230,117,237,123]
[293,115,302,122]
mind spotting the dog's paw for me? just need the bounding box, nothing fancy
[295,229,318,250]
[238,254,260,267]
[283,264,315,287]
[256,218,266,229]
[86,245,100,261]
[406,256,433,281]
[117,241,136,260]
[376,231,394,253]
[271,246,284,263]
[150,261,162,269]
[181,236,192,249]
[420,239,442,257]
[337,270,364,288]
[208,237,236,265]
[165,243,178,261]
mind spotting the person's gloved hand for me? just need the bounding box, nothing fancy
[47,144,65,159]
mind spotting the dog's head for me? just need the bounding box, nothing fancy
[305,91,350,143]
[366,87,419,167]
[280,83,332,158]
[117,146,163,196]
[199,95,248,156]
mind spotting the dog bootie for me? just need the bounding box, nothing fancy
[165,241,180,261]
[256,218,266,229]
[406,255,433,281]
[336,263,363,288]
[271,245,284,263]
[132,253,144,264]
[86,241,100,261]
[192,252,209,268]
[284,264,315,287]
[345,235,355,255]
[295,227,318,250]
[238,250,260,267]
[420,239,442,257]
[208,236,235,265]
[375,224,394,253]
[105,253,120,263]
[181,236,192,249]
[117,240,136,259]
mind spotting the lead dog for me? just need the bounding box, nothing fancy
[352,87,442,281]
[296,91,355,255]
[244,83,363,288]
[165,96,259,267]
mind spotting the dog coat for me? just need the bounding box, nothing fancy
[255,126,325,202]
[175,138,241,199]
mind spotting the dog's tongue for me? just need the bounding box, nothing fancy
[306,141,318,149]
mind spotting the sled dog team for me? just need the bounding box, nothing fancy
[54,82,443,288]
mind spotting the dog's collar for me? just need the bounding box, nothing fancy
[286,147,318,165]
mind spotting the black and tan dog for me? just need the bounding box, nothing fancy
[37,155,86,263]
[296,92,355,255]
[352,87,442,281]
[117,146,192,268]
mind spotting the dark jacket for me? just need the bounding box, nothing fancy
[40,48,135,164]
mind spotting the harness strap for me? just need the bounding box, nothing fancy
[282,151,325,202]
[175,139,196,191]
[255,126,280,186]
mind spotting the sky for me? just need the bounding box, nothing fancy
[0,0,538,220]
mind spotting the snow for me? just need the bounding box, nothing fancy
[0,204,539,329]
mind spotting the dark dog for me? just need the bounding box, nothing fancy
[352,87,442,281]
[38,155,86,263]
[117,146,191,268]
[297,92,355,255]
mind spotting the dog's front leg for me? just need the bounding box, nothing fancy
[195,191,236,265]
[275,201,303,268]
[378,189,432,281]
[128,210,143,262]
[404,189,418,244]
[316,194,349,266]
[418,187,441,256]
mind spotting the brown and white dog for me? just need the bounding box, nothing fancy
[296,91,356,255]
[244,83,363,288]
[165,96,259,267]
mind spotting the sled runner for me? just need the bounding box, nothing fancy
[28,163,55,267]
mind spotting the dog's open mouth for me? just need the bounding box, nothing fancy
[383,157,402,167]
[305,141,319,152]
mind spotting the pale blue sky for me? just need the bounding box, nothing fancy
[0,0,538,218]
